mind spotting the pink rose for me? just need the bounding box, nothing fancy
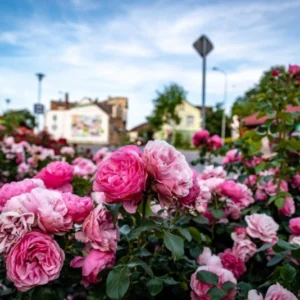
[292,173,300,189]
[195,181,211,213]
[245,214,279,244]
[179,169,200,207]
[192,130,210,147]
[219,249,246,278]
[222,149,242,165]
[70,249,115,287]
[233,239,257,262]
[203,177,224,193]
[231,226,247,241]
[265,283,297,300]
[190,266,237,300]
[17,162,29,175]
[75,203,119,252]
[244,175,257,187]
[0,211,35,254]
[278,197,295,217]
[73,158,97,178]
[93,146,146,204]
[142,140,193,206]
[247,290,263,300]
[62,193,94,223]
[60,146,75,157]
[197,247,222,268]
[35,161,74,189]
[271,69,280,77]
[6,230,64,292]
[288,65,300,76]
[199,165,226,180]
[244,156,264,168]
[4,136,14,146]
[93,147,111,164]
[208,135,222,150]
[225,200,242,220]
[0,178,45,210]
[3,188,73,235]
[91,192,107,204]
[55,183,73,193]
[289,217,300,235]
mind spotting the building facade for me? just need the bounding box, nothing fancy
[45,95,127,145]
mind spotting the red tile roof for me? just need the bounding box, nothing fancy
[242,105,300,126]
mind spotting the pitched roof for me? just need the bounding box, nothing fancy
[129,122,149,132]
[242,105,300,126]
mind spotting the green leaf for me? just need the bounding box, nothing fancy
[207,287,227,300]
[193,215,209,224]
[127,258,154,277]
[291,248,300,259]
[267,252,288,267]
[256,242,273,252]
[104,203,122,224]
[164,232,184,259]
[237,282,252,298]
[211,208,224,219]
[164,277,178,285]
[187,226,202,243]
[106,267,130,299]
[197,270,219,285]
[120,224,131,235]
[222,281,236,292]
[136,248,152,257]
[277,239,299,251]
[275,197,285,209]
[177,227,192,241]
[31,286,63,300]
[147,278,163,296]
[280,264,296,283]
[129,220,157,239]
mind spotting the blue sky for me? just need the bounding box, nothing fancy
[0,0,299,129]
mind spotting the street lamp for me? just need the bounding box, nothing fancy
[35,73,45,131]
[212,67,227,141]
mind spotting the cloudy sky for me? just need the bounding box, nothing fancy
[0,0,299,129]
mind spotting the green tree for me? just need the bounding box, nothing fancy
[231,65,286,117]
[147,83,187,131]
[1,109,36,133]
[206,102,230,137]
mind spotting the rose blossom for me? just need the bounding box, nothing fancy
[70,249,115,287]
[231,226,247,241]
[4,136,14,147]
[222,149,242,165]
[35,161,74,189]
[288,65,300,76]
[245,214,279,244]
[142,140,193,205]
[93,147,111,164]
[199,165,226,180]
[289,217,300,235]
[208,135,222,150]
[247,290,263,300]
[3,188,73,235]
[203,177,224,193]
[93,146,147,204]
[271,69,280,77]
[73,157,97,178]
[75,203,119,252]
[62,193,94,223]
[292,173,300,189]
[60,146,75,157]
[244,175,257,187]
[190,265,237,300]
[219,249,246,278]
[195,181,211,213]
[0,211,35,254]
[17,162,29,175]
[265,283,297,300]
[192,130,210,147]
[6,230,64,292]
[179,169,200,207]
[0,178,45,210]
[278,197,295,217]
[233,239,257,262]
[197,247,222,268]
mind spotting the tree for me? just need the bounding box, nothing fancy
[206,102,231,137]
[1,109,36,133]
[147,83,187,131]
[231,65,286,117]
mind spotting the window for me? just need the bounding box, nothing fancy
[52,115,57,121]
[52,124,57,131]
[186,115,194,127]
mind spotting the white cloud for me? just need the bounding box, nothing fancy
[0,0,299,129]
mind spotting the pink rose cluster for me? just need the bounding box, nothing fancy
[93,141,196,210]
[222,149,242,165]
[248,283,297,299]
[0,177,95,291]
[192,129,223,150]
[73,157,97,179]
[60,146,75,157]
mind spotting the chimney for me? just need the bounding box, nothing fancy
[65,93,69,109]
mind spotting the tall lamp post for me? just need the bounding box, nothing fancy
[35,73,45,131]
[212,67,227,141]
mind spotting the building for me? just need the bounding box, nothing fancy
[45,94,127,145]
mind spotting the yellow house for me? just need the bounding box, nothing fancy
[155,99,202,144]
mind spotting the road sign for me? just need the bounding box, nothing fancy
[193,35,214,129]
[34,103,44,114]
[193,35,213,58]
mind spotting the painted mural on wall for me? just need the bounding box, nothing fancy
[71,115,104,137]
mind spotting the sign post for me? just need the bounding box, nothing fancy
[193,35,214,129]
